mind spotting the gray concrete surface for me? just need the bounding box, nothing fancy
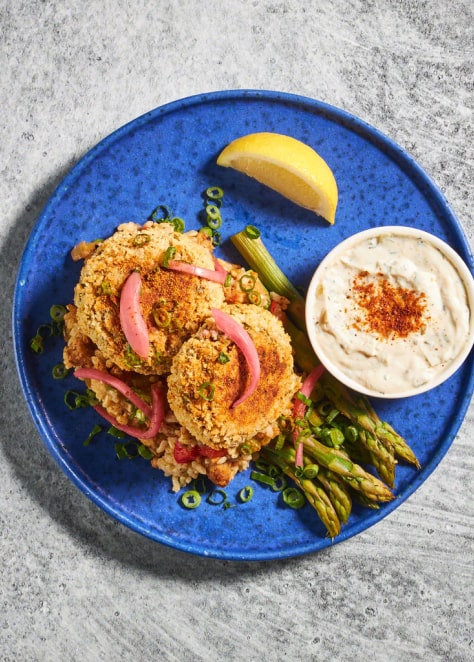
[1,1,473,660]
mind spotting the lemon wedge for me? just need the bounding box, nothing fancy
[216,132,338,224]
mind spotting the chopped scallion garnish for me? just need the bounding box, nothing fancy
[181,490,201,509]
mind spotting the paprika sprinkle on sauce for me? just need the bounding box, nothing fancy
[351,271,429,340]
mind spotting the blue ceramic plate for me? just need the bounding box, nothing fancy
[13,90,474,561]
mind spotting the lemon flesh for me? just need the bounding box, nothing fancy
[217,132,338,224]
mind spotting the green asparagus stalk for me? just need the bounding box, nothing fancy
[262,447,341,538]
[358,395,420,468]
[315,467,352,524]
[301,436,394,503]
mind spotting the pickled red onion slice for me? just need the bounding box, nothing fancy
[211,308,261,408]
[166,260,228,284]
[119,271,150,358]
[93,382,165,440]
[74,367,152,417]
[295,441,304,468]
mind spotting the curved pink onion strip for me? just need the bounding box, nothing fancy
[74,367,152,417]
[93,383,165,440]
[119,271,150,359]
[211,308,261,408]
[167,260,228,285]
[292,364,326,443]
[295,441,304,468]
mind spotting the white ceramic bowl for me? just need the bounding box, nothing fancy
[305,226,474,398]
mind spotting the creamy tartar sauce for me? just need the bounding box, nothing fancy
[308,232,472,395]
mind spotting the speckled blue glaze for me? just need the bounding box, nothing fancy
[13,90,474,561]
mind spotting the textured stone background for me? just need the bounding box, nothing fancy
[1,1,473,660]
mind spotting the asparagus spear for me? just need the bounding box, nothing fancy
[262,447,341,538]
[315,467,352,524]
[358,395,421,468]
[301,436,394,503]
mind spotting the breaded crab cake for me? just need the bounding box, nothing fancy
[167,303,301,451]
[67,221,225,375]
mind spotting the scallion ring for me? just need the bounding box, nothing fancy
[171,217,185,233]
[206,489,227,506]
[151,204,171,223]
[282,487,305,509]
[49,304,67,322]
[163,246,177,268]
[303,464,319,479]
[271,475,287,492]
[239,486,254,503]
[244,225,260,239]
[247,291,261,306]
[52,363,70,379]
[152,303,172,328]
[239,273,256,292]
[206,186,224,200]
[133,233,151,246]
[181,490,202,509]
[198,381,215,401]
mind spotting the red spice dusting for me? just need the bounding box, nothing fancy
[351,271,428,340]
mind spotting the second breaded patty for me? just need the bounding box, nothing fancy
[167,303,301,450]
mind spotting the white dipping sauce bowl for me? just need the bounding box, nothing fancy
[305,226,474,399]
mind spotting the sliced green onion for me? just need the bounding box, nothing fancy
[211,231,221,247]
[171,217,185,233]
[282,487,305,509]
[303,464,319,479]
[29,334,44,354]
[83,424,102,447]
[224,273,232,288]
[198,382,215,401]
[206,186,224,200]
[64,389,97,410]
[163,246,177,267]
[199,226,213,238]
[239,273,256,292]
[134,233,151,246]
[266,464,281,478]
[206,204,222,222]
[250,470,275,487]
[107,426,126,438]
[239,486,254,503]
[191,476,208,494]
[124,344,142,368]
[274,432,286,451]
[344,425,359,443]
[217,351,230,364]
[325,408,340,424]
[206,489,227,506]
[181,490,202,509]
[296,391,313,408]
[151,204,171,222]
[271,475,287,492]
[138,444,154,460]
[239,443,253,456]
[152,303,172,328]
[50,304,67,322]
[101,280,112,295]
[52,363,70,379]
[247,291,261,306]
[114,442,130,460]
[244,225,260,239]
